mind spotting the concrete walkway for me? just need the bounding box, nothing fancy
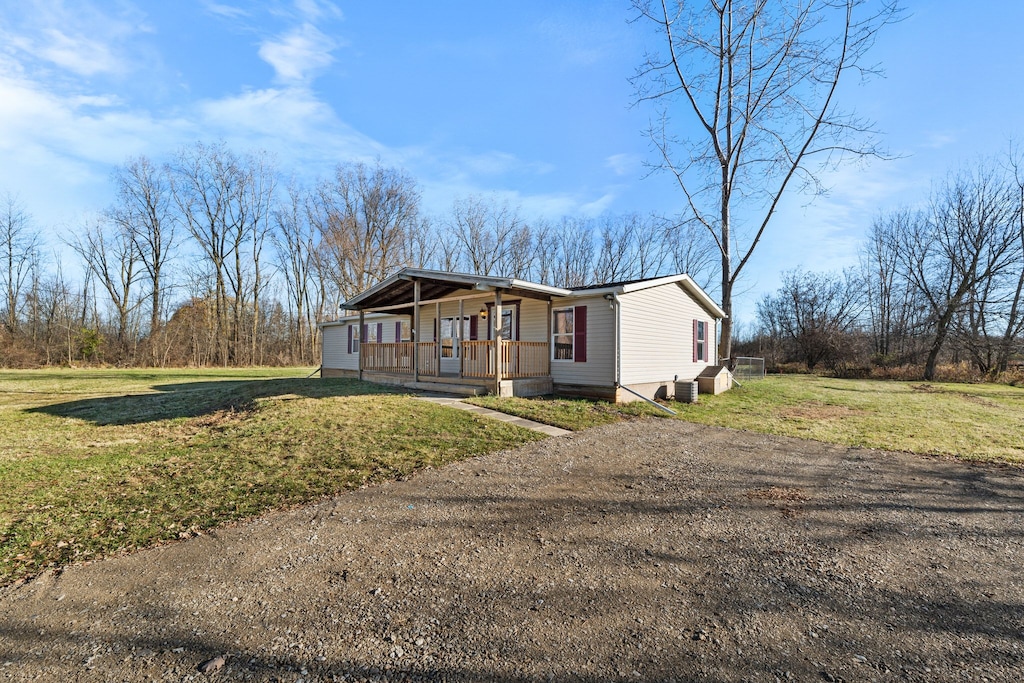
[413,395,572,437]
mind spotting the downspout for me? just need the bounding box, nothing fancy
[610,291,676,416]
[611,292,621,388]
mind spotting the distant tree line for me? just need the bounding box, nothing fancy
[0,141,717,368]
[743,151,1024,381]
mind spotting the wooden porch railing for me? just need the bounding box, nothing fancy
[461,340,550,379]
[360,340,547,379]
[358,342,438,376]
[416,342,437,376]
[359,342,415,374]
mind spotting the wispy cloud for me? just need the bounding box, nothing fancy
[258,23,337,84]
[0,1,146,79]
[605,153,638,177]
[294,0,343,22]
[202,2,249,20]
[10,28,122,76]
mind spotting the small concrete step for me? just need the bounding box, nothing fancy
[406,381,488,397]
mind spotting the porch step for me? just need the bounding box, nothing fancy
[406,381,489,397]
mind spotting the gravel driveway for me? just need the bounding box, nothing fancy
[2,419,1023,682]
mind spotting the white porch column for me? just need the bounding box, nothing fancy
[412,279,420,382]
[458,298,464,379]
[546,299,552,376]
[435,301,441,377]
[357,309,365,381]
[493,290,503,395]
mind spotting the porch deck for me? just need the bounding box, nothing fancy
[358,340,553,397]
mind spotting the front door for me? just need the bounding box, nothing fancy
[487,303,518,341]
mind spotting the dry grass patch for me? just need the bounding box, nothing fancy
[0,369,542,586]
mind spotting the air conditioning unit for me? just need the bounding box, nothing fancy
[675,380,698,403]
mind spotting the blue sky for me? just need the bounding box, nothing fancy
[1,0,1023,326]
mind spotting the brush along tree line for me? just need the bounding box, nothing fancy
[749,155,1024,380]
[0,145,720,369]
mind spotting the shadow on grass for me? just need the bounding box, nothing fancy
[26,377,400,426]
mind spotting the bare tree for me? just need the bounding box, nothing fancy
[529,220,558,285]
[553,217,595,288]
[273,184,322,364]
[593,215,635,283]
[757,267,865,371]
[67,217,144,361]
[314,161,420,300]
[665,217,717,290]
[446,195,524,276]
[860,209,928,364]
[171,141,239,365]
[992,148,1024,373]
[108,156,176,364]
[0,193,40,334]
[631,0,901,363]
[893,166,1020,380]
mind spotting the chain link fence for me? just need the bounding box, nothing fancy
[733,356,765,382]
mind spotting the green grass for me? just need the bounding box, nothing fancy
[472,375,1024,464]
[466,394,666,431]
[0,368,542,585]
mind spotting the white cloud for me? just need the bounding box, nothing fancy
[0,2,146,79]
[258,23,337,84]
[202,2,249,20]
[922,131,956,149]
[34,28,121,76]
[579,192,617,216]
[605,153,637,177]
[294,0,342,22]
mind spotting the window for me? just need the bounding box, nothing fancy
[366,323,378,344]
[484,302,518,341]
[400,320,412,342]
[553,308,574,360]
[440,316,471,357]
[349,323,360,353]
[695,320,707,362]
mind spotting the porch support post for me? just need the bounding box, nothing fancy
[546,299,552,376]
[435,301,441,377]
[458,298,464,379]
[358,309,365,381]
[412,279,420,382]
[493,290,503,395]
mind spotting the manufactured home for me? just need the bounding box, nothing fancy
[320,268,727,402]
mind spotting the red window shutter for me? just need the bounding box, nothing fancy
[376,322,383,344]
[347,324,353,354]
[574,305,587,363]
[362,324,368,345]
[394,321,401,342]
[693,320,699,363]
[469,315,478,340]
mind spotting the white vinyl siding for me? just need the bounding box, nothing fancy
[549,295,614,387]
[619,283,715,384]
[320,313,407,372]
[321,323,355,371]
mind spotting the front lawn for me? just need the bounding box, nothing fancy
[0,368,541,585]
[471,375,1024,463]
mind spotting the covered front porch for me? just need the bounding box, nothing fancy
[343,269,571,397]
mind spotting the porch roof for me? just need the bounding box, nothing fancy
[342,268,572,311]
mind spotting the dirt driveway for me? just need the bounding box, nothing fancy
[2,419,1023,682]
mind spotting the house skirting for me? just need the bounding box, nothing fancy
[322,369,552,398]
[322,368,358,379]
[323,370,675,403]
